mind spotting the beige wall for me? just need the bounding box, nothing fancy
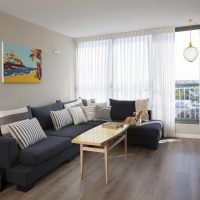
[0,11,75,110]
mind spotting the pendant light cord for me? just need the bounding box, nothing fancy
[189,19,192,47]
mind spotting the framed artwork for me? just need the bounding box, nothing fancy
[2,41,42,83]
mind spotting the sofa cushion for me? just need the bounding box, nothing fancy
[45,124,94,139]
[110,99,135,121]
[31,101,63,130]
[128,120,163,138]
[19,136,71,166]
[80,121,105,127]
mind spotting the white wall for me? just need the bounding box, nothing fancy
[0,11,75,110]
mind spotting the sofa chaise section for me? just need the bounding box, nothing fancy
[45,124,95,138]
[127,120,163,149]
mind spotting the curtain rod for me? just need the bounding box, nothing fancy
[175,25,200,32]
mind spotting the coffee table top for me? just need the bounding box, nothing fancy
[72,123,129,146]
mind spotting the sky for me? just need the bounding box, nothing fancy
[3,41,36,68]
[175,30,200,80]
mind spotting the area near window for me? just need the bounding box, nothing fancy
[175,29,200,135]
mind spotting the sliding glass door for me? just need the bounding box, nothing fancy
[175,29,200,136]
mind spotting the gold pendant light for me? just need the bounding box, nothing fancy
[183,19,198,62]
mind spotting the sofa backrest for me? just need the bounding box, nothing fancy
[109,98,152,121]
[31,101,63,130]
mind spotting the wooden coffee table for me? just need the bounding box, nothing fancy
[72,123,129,184]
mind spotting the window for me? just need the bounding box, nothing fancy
[76,34,152,102]
[175,29,200,124]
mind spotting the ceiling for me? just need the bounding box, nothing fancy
[0,0,199,38]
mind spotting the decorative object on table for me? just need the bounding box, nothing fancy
[102,122,124,129]
[124,111,143,126]
[2,41,42,83]
[183,19,198,62]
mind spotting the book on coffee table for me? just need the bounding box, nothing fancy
[102,122,124,129]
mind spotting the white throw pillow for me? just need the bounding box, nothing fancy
[94,102,107,107]
[50,109,73,130]
[135,99,149,121]
[81,106,96,121]
[8,118,47,149]
[64,98,83,108]
[68,107,87,125]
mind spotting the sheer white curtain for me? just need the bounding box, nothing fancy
[76,39,112,102]
[75,28,175,137]
[150,28,175,137]
[112,33,152,100]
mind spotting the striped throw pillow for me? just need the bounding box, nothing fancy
[81,106,96,121]
[0,107,30,135]
[8,118,47,149]
[81,98,96,106]
[95,102,107,107]
[50,109,73,130]
[68,107,87,125]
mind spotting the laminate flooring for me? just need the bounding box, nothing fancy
[0,138,200,200]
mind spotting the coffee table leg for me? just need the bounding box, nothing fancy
[124,131,127,160]
[104,144,108,184]
[80,144,84,180]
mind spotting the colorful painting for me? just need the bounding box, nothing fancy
[2,41,42,83]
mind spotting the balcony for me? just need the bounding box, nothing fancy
[176,80,199,124]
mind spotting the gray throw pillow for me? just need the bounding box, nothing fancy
[95,106,111,121]
[0,106,31,135]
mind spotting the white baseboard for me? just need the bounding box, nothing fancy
[176,133,200,139]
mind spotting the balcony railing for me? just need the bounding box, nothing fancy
[176,81,199,124]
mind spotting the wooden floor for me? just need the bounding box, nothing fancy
[1,138,200,200]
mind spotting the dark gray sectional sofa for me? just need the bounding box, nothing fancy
[0,100,163,191]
